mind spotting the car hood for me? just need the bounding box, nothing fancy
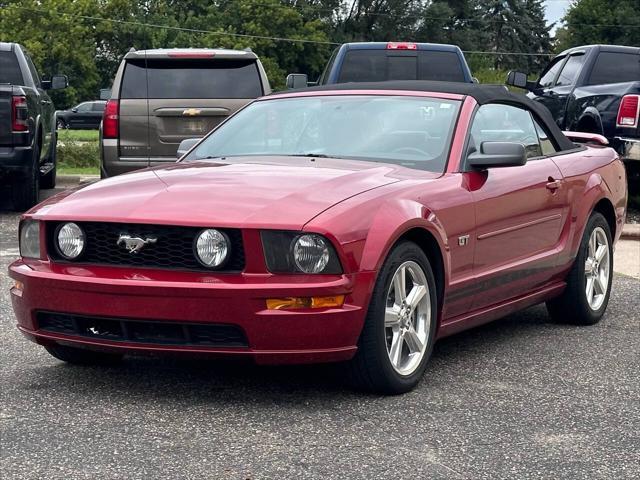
[30,158,429,229]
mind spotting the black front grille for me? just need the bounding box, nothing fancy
[37,312,248,347]
[47,222,244,272]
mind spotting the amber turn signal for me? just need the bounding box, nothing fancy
[14,280,24,291]
[266,295,345,310]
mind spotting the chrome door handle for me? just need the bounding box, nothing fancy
[546,179,561,191]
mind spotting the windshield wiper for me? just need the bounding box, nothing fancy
[289,153,333,158]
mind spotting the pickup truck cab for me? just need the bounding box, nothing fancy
[286,42,474,88]
[507,45,640,193]
[0,42,67,210]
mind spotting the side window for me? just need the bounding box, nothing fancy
[533,118,558,156]
[555,54,585,87]
[75,103,92,112]
[587,52,640,85]
[538,57,565,88]
[91,102,106,112]
[318,48,338,85]
[24,53,41,88]
[470,104,542,159]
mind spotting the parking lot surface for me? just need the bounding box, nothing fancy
[1,188,639,479]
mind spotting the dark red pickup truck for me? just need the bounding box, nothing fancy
[507,45,639,194]
[0,42,67,210]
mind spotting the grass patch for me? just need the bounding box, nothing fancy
[58,166,100,176]
[58,129,99,142]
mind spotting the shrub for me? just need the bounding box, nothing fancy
[57,139,100,169]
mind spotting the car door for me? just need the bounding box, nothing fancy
[545,52,587,129]
[89,102,105,129]
[530,55,568,128]
[24,51,54,158]
[71,102,93,128]
[465,104,569,310]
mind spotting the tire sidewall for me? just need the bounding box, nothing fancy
[575,213,614,322]
[366,242,438,392]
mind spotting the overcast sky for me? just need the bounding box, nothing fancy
[544,0,572,33]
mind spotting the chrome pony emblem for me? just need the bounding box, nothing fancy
[117,234,157,254]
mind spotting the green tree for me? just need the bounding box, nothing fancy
[556,0,640,51]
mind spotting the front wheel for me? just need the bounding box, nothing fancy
[547,212,613,325]
[347,241,437,394]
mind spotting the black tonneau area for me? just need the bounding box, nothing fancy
[0,86,15,146]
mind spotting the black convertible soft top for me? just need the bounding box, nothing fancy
[296,80,576,151]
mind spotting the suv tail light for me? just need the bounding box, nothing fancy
[102,99,119,138]
[616,95,639,128]
[11,95,28,132]
[387,42,417,50]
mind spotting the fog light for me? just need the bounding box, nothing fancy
[266,295,345,310]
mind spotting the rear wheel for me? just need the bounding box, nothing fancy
[12,143,40,211]
[347,241,437,394]
[45,344,123,366]
[547,212,613,325]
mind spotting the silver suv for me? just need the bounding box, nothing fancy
[100,48,271,177]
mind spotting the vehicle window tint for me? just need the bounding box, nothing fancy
[470,104,542,159]
[75,102,92,112]
[338,50,387,82]
[338,50,466,83]
[555,54,585,87]
[120,59,262,99]
[587,52,640,85]
[318,48,338,85]
[533,118,557,155]
[417,51,466,82]
[24,54,41,87]
[0,51,23,85]
[91,102,106,112]
[538,57,565,88]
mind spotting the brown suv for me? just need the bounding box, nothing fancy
[100,48,271,177]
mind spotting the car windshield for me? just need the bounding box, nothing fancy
[184,95,461,173]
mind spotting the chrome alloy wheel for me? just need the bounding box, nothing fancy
[584,226,610,311]
[385,261,431,376]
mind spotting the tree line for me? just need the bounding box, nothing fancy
[0,0,638,108]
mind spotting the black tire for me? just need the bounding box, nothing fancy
[546,212,613,325]
[346,241,438,394]
[56,118,67,130]
[12,143,40,211]
[41,131,57,189]
[45,344,123,366]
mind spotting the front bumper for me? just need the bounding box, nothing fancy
[615,137,640,162]
[9,260,375,364]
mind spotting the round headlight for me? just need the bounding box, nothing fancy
[292,234,330,273]
[194,229,229,268]
[56,222,85,259]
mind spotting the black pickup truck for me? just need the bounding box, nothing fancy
[507,45,639,193]
[0,42,67,210]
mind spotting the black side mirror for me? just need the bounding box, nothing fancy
[71,107,78,113]
[467,142,527,170]
[49,75,68,90]
[177,138,200,159]
[286,73,309,90]
[506,71,537,91]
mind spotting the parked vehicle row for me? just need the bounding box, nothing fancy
[55,100,106,129]
[507,44,640,193]
[0,42,67,210]
[10,81,627,393]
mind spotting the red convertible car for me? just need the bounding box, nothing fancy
[9,82,627,394]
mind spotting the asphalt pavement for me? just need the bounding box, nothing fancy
[1,187,639,479]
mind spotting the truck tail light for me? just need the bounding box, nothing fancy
[616,95,639,128]
[387,42,417,50]
[102,99,119,139]
[11,95,28,132]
